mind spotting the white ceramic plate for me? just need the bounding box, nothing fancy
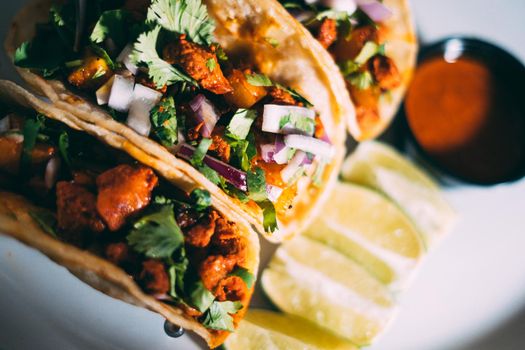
[1,1,525,349]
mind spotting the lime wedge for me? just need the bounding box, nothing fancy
[304,182,425,289]
[262,236,397,346]
[225,309,357,350]
[341,141,457,247]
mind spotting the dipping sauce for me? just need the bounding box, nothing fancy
[405,54,525,184]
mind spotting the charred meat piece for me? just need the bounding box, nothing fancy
[214,276,247,301]
[224,69,268,108]
[0,136,56,174]
[268,86,301,106]
[317,18,338,49]
[199,255,237,291]
[105,242,131,266]
[68,55,112,91]
[96,165,158,231]
[369,55,402,90]
[176,207,199,229]
[209,126,231,163]
[56,181,106,237]
[185,210,219,248]
[139,259,170,294]
[136,72,167,94]
[333,25,379,62]
[211,217,246,263]
[163,35,232,95]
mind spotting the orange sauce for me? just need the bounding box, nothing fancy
[405,57,525,183]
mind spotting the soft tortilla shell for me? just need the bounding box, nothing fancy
[5,0,351,241]
[0,81,260,348]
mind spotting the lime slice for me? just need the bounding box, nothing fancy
[341,141,457,247]
[304,182,424,289]
[225,309,357,350]
[262,236,397,346]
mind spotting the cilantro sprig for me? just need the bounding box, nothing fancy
[151,97,178,147]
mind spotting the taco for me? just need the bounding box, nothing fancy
[279,0,417,140]
[5,0,351,241]
[0,80,259,348]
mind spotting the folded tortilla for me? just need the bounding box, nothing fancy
[0,80,260,348]
[5,0,352,241]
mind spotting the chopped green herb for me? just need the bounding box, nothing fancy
[151,97,178,147]
[146,0,216,46]
[265,37,279,47]
[127,203,184,259]
[230,267,255,289]
[354,41,382,65]
[206,58,216,72]
[226,109,257,141]
[245,72,273,87]
[279,113,315,135]
[29,209,57,238]
[90,9,130,49]
[339,60,360,77]
[202,300,243,332]
[198,164,222,185]
[247,167,268,202]
[274,83,313,107]
[132,25,195,88]
[188,280,215,312]
[168,257,189,300]
[348,71,374,90]
[215,45,228,62]
[260,200,278,232]
[21,116,44,170]
[191,138,212,166]
[190,188,212,211]
[58,131,70,166]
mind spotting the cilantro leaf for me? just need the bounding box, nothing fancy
[191,138,212,166]
[206,58,216,72]
[198,164,222,185]
[58,131,71,166]
[127,203,184,259]
[188,280,215,312]
[348,71,373,90]
[227,132,257,172]
[354,41,382,65]
[260,200,278,233]
[190,188,212,211]
[226,109,257,141]
[230,267,255,289]
[338,60,360,77]
[151,97,178,147]
[202,300,243,332]
[245,72,273,87]
[168,257,189,301]
[132,25,195,88]
[29,209,57,238]
[90,9,130,49]
[21,116,44,170]
[147,0,215,46]
[247,167,268,202]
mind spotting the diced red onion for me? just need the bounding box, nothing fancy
[266,184,283,203]
[177,144,247,191]
[273,146,293,165]
[260,144,277,163]
[284,134,334,159]
[356,0,393,22]
[281,151,307,184]
[126,84,162,136]
[321,0,357,14]
[189,95,220,138]
[0,116,10,133]
[302,153,314,165]
[96,75,115,105]
[262,104,316,136]
[44,157,61,189]
[117,44,138,75]
[108,74,135,112]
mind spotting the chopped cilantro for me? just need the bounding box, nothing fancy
[127,203,184,259]
[151,97,178,147]
[245,72,273,87]
[247,168,269,202]
[29,209,57,238]
[227,131,257,172]
[215,45,228,62]
[191,138,212,166]
[206,58,216,72]
[190,188,212,211]
[58,131,70,166]
[90,9,130,49]
[354,41,382,65]
[348,71,374,90]
[132,25,195,88]
[21,116,44,170]
[188,280,215,312]
[146,0,216,46]
[202,300,243,332]
[339,60,360,77]
[260,200,278,232]
[168,256,189,300]
[230,267,255,289]
[226,109,257,141]
[198,164,222,185]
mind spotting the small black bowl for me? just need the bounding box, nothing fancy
[399,37,525,186]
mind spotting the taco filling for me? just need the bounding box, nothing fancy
[281,0,402,133]
[0,107,255,338]
[13,0,335,233]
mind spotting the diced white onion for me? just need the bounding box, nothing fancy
[266,185,284,203]
[126,84,162,136]
[44,157,61,189]
[0,116,10,133]
[96,75,115,105]
[262,104,315,135]
[274,146,293,165]
[108,74,135,112]
[281,151,307,184]
[117,44,138,75]
[284,134,334,159]
[321,0,357,14]
[189,95,220,137]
